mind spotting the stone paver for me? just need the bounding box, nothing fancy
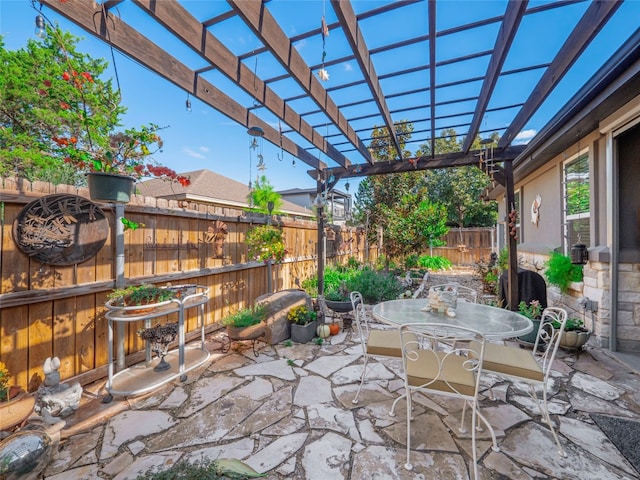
[28,322,640,480]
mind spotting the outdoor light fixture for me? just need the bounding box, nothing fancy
[571,243,588,265]
[35,14,46,38]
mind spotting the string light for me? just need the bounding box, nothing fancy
[185,93,192,113]
[35,13,46,38]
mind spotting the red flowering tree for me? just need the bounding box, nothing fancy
[0,27,189,187]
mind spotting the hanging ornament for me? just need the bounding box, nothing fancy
[317,6,329,82]
[345,181,350,192]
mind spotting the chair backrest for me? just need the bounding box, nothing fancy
[533,307,568,379]
[399,323,485,398]
[350,291,369,353]
[430,283,478,303]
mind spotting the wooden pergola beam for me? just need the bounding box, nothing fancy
[308,145,526,180]
[39,0,326,171]
[499,0,622,149]
[331,0,403,161]
[133,0,349,168]
[462,0,527,153]
[228,0,374,165]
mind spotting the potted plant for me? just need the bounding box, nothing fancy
[287,305,318,343]
[553,317,591,350]
[324,283,354,313]
[245,224,286,263]
[517,300,543,345]
[544,251,583,293]
[35,31,190,203]
[221,304,268,341]
[106,285,178,313]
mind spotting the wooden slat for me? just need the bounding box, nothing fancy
[0,305,29,389]
[229,0,372,165]
[75,294,95,374]
[1,204,29,294]
[462,0,527,153]
[332,0,402,160]
[53,297,75,380]
[27,302,53,391]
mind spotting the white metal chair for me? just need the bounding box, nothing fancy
[470,306,568,457]
[429,283,478,303]
[350,291,404,404]
[398,323,496,479]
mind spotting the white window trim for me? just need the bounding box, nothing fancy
[562,148,590,253]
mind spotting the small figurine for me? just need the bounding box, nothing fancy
[34,357,82,424]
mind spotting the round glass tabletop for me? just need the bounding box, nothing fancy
[372,299,533,340]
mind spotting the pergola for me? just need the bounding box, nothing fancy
[39,0,631,308]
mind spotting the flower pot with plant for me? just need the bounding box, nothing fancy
[106,285,179,314]
[544,251,584,293]
[33,30,190,203]
[553,317,591,350]
[517,300,543,345]
[288,305,318,343]
[220,304,268,356]
[245,225,286,263]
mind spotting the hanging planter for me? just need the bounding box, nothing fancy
[87,172,135,204]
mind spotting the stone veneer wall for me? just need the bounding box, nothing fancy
[617,262,640,352]
[515,251,640,352]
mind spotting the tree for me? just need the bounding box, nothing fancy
[1,28,125,184]
[418,129,499,228]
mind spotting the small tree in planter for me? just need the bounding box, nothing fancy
[287,305,317,343]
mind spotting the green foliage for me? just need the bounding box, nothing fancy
[518,300,542,320]
[497,248,509,271]
[344,267,403,303]
[544,251,583,293]
[404,254,419,269]
[221,304,267,328]
[0,361,10,402]
[301,264,359,298]
[552,317,584,331]
[1,27,188,186]
[135,457,265,479]
[346,256,360,270]
[287,305,316,325]
[245,225,286,263]
[108,285,176,306]
[418,129,499,228]
[314,337,324,345]
[416,255,452,271]
[246,176,283,214]
[283,339,293,347]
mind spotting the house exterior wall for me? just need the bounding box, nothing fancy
[498,100,640,352]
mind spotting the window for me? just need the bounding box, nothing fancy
[563,152,590,252]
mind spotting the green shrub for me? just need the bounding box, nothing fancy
[345,267,403,303]
[221,304,267,328]
[544,251,583,293]
[287,305,316,325]
[136,457,265,479]
[416,255,452,271]
[404,254,419,269]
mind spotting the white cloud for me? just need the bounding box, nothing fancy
[513,129,537,145]
[343,63,353,72]
[293,39,307,51]
[199,146,210,153]
[183,147,206,159]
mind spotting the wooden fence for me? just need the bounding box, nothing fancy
[0,178,372,392]
[429,227,496,265]
[0,178,492,392]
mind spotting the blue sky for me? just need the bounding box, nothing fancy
[1,1,638,193]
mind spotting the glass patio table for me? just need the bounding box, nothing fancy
[372,298,533,340]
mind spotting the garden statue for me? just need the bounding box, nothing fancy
[34,357,82,423]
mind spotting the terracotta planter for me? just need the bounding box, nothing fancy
[87,172,135,204]
[0,387,35,432]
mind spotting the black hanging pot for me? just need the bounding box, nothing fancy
[571,243,588,265]
[87,172,135,204]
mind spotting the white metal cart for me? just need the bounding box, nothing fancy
[103,285,210,402]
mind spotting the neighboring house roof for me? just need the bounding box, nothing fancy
[279,188,350,198]
[137,169,312,216]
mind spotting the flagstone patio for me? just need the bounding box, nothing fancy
[41,322,640,480]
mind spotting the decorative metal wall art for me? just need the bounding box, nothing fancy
[12,194,109,266]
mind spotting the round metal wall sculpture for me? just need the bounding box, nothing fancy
[13,194,109,266]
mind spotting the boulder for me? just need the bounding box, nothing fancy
[255,289,311,343]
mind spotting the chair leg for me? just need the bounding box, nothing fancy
[471,405,479,480]
[389,392,405,417]
[459,400,469,434]
[352,354,370,404]
[404,388,413,471]
[537,385,566,457]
